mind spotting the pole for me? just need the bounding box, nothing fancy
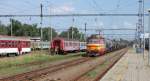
[143,0,145,57]
[148,9,150,65]
[72,27,73,39]
[50,28,52,41]
[95,18,101,35]
[72,18,75,39]
[85,23,87,41]
[143,31,145,58]
[49,3,52,42]
[80,34,82,41]
[40,3,43,50]
[10,18,13,36]
[68,32,69,40]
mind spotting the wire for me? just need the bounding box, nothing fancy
[92,0,104,11]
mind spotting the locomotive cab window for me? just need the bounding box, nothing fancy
[87,39,104,44]
[87,39,99,44]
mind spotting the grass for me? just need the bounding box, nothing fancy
[86,54,121,78]
[85,49,126,79]
[0,52,85,68]
[0,51,85,78]
[86,63,107,78]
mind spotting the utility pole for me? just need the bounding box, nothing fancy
[72,18,75,39]
[10,18,13,36]
[49,3,53,42]
[40,3,43,49]
[68,31,70,40]
[50,28,52,41]
[95,18,101,35]
[148,9,150,65]
[80,33,82,41]
[84,23,87,41]
[50,31,52,43]
[137,0,144,54]
[143,0,145,56]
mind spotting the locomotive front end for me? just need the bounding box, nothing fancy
[86,35,106,56]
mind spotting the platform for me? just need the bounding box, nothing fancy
[100,48,150,81]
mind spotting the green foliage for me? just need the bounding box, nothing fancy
[59,27,85,41]
[0,19,87,41]
[0,52,85,77]
[42,27,58,41]
[0,24,8,35]
[0,19,58,41]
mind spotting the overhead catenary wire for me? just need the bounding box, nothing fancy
[0,13,148,17]
[92,0,104,13]
[52,28,136,31]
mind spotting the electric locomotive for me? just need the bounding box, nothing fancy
[86,34,106,56]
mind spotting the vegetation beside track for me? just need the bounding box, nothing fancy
[77,49,127,81]
[0,52,85,78]
[86,59,111,78]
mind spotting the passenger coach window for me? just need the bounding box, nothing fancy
[0,41,1,47]
[69,42,72,46]
[66,42,68,46]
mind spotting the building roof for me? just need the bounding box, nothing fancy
[0,35,30,41]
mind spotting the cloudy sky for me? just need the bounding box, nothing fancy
[0,0,150,39]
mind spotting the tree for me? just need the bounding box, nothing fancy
[22,24,39,37]
[0,24,8,35]
[42,27,58,41]
[59,27,85,41]
[0,19,70,41]
[7,19,40,37]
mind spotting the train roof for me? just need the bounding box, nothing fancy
[0,35,31,41]
[53,37,80,42]
[87,34,104,39]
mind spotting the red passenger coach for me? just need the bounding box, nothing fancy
[0,35,31,56]
[51,37,80,54]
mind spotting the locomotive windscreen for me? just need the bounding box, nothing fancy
[87,39,104,44]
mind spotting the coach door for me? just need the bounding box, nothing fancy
[18,41,22,55]
[54,40,61,49]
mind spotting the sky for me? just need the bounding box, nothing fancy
[0,0,150,40]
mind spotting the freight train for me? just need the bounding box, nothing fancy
[86,34,127,56]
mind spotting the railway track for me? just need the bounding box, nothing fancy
[0,52,86,71]
[0,48,128,81]
[93,49,127,81]
[34,48,128,81]
[74,48,128,81]
[0,57,91,81]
